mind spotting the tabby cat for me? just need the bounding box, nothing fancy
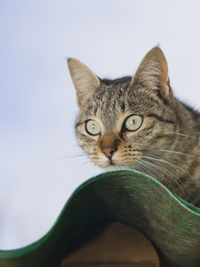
[67,47,200,206]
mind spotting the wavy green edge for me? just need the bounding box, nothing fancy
[0,169,200,267]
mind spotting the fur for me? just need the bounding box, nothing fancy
[68,47,200,206]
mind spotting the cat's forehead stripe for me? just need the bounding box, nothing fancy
[147,113,175,124]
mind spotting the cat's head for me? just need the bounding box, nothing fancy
[67,47,176,169]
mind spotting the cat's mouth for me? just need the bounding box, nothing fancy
[105,156,142,170]
[90,151,142,169]
[108,159,120,168]
[109,159,116,166]
[94,158,119,169]
[107,158,129,169]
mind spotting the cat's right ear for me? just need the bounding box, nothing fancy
[67,58,100,107]
[130,47,170,99]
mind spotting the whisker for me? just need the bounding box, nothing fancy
[66,153,95,159]
[140,158,186,194]
[166,131,200,141]
[38,153,95,168]
[149,149,198,160]
[81,160,91,167]
[140,158,167,177]
[143,154,193,181]
[135,159,177,191]
[136,159,161,178]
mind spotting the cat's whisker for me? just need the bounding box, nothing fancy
[166,131,200,141]
[38,152,97,168]
[136,159,183,193]
[142,154,194,181]
[140,158,166,177]
[134,160,149,172]
[81,160,92,167]
[147,149,198,160]
[136,159,161,178]
[66,153,95,159]
[140,158,186,195]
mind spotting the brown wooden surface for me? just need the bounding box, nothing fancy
[61,222,160,267]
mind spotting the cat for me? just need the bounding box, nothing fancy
[67,47,200,207]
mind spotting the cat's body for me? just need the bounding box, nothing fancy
[68,47,200,206]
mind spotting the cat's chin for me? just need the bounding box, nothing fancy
[95,162,121,170]
[106,163,133,171]
[106,165,122,171]
[94,161,124,170]
[92,157,135,170]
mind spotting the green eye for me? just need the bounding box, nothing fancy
[85,120,101,136]
[124,115,143,131]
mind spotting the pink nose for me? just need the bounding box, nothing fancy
[101,146,117,159]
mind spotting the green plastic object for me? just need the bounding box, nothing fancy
[0,169,200,267]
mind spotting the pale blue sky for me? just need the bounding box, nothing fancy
[1,0,200,249]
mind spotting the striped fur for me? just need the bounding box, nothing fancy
[68,47,200,206]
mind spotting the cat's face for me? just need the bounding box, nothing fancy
[68,47,176,170]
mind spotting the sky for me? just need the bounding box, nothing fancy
[1,0,200,249]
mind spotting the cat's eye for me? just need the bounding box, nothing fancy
[85,120,101,136]
[124,115,143,132]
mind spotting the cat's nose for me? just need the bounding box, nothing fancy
[101,146,117,159]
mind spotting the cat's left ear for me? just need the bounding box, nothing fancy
[131,47,170,99]
[67,58,100,107]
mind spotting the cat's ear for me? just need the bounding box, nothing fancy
[131,47,170,98]
[67,58,100,107]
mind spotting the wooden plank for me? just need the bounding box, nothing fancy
[61,222,160,266]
